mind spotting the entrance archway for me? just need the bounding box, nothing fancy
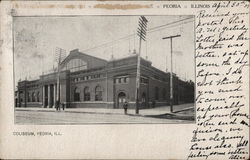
[117,92,126,109]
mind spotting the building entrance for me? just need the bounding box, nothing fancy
[117,92,126,109]
[141,92,147,108]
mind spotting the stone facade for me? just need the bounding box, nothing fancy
[16,49,194,109]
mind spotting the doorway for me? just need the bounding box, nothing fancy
[117,92,126,109]
[141,92,147,108]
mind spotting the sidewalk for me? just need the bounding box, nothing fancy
[15,103,195,118]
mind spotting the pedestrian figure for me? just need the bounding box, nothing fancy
[62,102,65,111]
[152,100,156,108]
[123,101,128,115]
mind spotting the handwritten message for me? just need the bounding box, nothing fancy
[189,1,249,160]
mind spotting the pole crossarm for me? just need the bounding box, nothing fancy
[138,28,147,36]
[55,47,66,64]
[138,23,147,30]
[162,34,181,40]
[138,20,147,29]
[137,32,146,41]
[141,16,148,22]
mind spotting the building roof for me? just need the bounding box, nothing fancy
[61,49,107,63]
[60,49,108,69]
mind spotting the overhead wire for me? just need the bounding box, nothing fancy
[82,17,194,53]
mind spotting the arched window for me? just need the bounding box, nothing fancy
[162,88,166,100]
[74,87,80,101]
[37,92,40,102]
[32,92,36,102]
[95,86,103,101]
[155,87,159,100]
[84,87,90,101]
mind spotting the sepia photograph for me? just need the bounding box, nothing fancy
[14,15,195,124]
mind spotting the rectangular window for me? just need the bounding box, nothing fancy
[114,76,129,84]
[124,77,127,83]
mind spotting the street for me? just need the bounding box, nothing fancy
[15,103,195,124]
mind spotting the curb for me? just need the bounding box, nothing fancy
[172,107,194,114]
[15,109,126,116]
[15,108,194,121]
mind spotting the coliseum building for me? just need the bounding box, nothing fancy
[15,49,194,109]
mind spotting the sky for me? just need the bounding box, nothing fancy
[14,15,195,86]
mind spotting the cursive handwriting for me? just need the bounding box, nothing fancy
[189,2,249,160]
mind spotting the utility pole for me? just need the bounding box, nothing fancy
[135,16,148,114]
[162,35,181,113]
[24,76,27,108]
[55,47,66,107]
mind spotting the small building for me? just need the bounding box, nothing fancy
[16,49,194,109]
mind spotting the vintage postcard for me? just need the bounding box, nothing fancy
[0,1,249,159]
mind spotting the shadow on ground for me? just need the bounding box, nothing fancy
[144,108,195,121]
[145,114,194,121]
